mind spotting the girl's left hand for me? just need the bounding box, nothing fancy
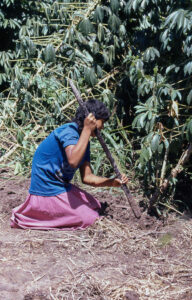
[112,173,129,187]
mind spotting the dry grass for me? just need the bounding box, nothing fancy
[1,216,192,299]
[45,217,192,300]
[0,176,192,300]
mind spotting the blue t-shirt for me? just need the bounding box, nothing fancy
[29,122,90,196]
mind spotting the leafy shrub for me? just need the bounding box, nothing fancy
[0,0,192,214]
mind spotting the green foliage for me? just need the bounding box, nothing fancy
[0,0,192,214]
[108,14,121,33]
[43,44,56,63]
[78,18,95,35]
[122,0,192,212]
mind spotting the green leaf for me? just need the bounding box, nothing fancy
[103,131,119,152]
[132,114,140,128]
[28,39,36,57]
[139,112,148,128]
[143,47,160,62]
[184,62,192,75]
[43,44,55,63]
[85,68,97,86]
[14,162,22,175]
[151,134,160,152]
[78,18,94,35]
[141,0,150,9]
[17,129,24,144]
[108,14,121,33]
[166,64,176,74]
[139,147,150,163]
[110,0,120,13]
[96,65,103,78]
[187,90,192,105]
[125,0,142,13]
[119,24,126,36]
[94,6,104,23]
[165,9,187,30]
[92,42,100,55]
[186,122,192,142]
[187,119,192,139]
[97,23,105,42]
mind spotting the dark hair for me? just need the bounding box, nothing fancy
[73,99,110,132]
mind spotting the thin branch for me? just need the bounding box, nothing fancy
[69,79,141,219]
[0,125,40,163]
[149,143,192,208]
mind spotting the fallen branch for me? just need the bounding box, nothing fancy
[69,79,141,219]
[149,143,192,208]
[0,125,41,164]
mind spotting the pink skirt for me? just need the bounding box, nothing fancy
[10,185,101,230]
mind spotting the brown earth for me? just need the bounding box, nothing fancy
[0,171,192,300]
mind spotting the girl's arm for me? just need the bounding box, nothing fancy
[80,161,128,187]
[65,113,96,168]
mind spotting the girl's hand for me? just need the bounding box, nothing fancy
[84,113,97,134]
[112,173,128,187]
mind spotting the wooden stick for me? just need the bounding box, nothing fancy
[69,80,141,219]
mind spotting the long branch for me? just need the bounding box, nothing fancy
[69,80,141,219]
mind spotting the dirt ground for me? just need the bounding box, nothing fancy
[0,172,192,300]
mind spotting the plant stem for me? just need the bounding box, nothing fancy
[149,143,192,209]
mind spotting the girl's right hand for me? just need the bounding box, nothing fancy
[112,174,129,187]
[84,113,97,134]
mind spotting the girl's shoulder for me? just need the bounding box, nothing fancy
[55,122,78,133]
[54,122,79,141]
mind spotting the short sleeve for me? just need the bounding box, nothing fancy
[54,123,79,148]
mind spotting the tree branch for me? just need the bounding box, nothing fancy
[149,143,192,209]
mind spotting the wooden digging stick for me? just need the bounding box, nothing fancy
[69,80,141,219]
